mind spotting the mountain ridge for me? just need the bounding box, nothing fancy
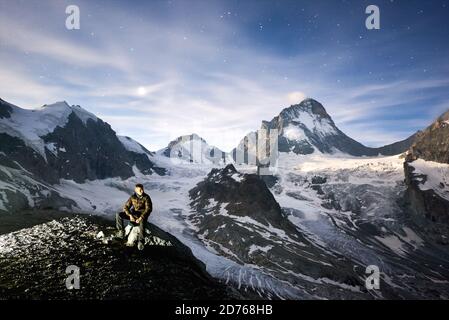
[232,98,417,164]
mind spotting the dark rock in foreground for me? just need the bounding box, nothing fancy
[0,211,243,300]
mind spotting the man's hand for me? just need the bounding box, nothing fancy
[129,215,136,222]
[135,217,142,224]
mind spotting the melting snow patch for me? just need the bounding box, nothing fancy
[374,235,407,257]
[230,173,244,183]
[248,245,274,255]
[283,125,306,141]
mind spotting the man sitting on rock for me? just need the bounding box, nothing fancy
[116,183,153,250]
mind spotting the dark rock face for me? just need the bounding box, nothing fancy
[190,164,288,227]
[403,109,449,225]
[42,112,165,183]
[0,133,60,183]
[0,212,242,300]
[0,99,13,119]
[232,99,415,162]
[311,176,327,185]
[404,162,449,224]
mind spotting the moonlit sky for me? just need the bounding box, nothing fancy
[0,0,448,152]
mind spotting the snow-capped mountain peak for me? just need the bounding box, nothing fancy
[280,98,332,121]
[40,101,98,125]
[40,100,70,108]
[233,98,416,162]
[0,99,98,158]
[158,133,230,165]
[278,98,337,137]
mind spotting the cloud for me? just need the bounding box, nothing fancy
[0,17,130,72]
[0,67,71,108]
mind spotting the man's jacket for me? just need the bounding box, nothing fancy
[123,192,153,220]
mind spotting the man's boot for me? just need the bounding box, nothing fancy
[115,230,125,239]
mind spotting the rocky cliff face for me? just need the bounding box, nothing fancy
[404,109,449,225]
[404,162,449,224]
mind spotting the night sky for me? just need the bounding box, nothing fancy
[0,0,448,151]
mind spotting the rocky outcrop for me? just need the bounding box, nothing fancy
[0,99,13,119]
[0,211,243,299]
[404,161,449,224]
[404,109,449,225]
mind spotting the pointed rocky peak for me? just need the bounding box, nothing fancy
[206,164,244,185]
[280,98,333,123]
[272,98,339,140]
[234,97,416,159]
[223,163,237,174]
